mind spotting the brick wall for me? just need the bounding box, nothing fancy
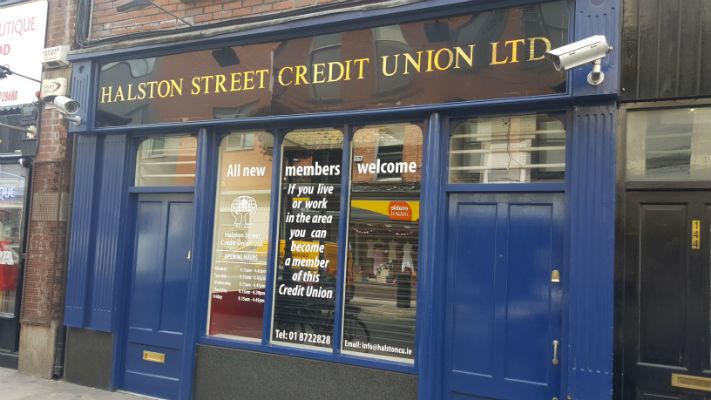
[91,0,350,39]
[20,162,71,325]
[20,0,76,326]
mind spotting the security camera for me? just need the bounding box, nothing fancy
[53,96,80,115]
[545,35,613,85]
[544,35,612,71]
[18,156,33,168]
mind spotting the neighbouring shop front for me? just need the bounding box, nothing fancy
[0,0,46,369]
[62,1,620,399]
[0,111,33,368]
[614,1,711,398]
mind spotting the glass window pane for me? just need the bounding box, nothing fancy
[0,165,26,317]
[207,131,274,340]
[449,114,566,184]
[626,107,711,181]
[135,136,197,186]
[271,128,343,349]
[343,123,422,362]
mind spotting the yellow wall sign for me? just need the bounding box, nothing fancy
[691,220,700,250]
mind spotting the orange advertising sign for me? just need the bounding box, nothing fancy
[389,201,412,221]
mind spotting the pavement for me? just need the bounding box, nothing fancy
[0,367,144,399]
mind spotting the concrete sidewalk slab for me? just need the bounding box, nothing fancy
[0,367,144,399]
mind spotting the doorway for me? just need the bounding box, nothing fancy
[120,193,195,399]
[444,192,564,399]
[622,191,710,399]
[0,164,29,368]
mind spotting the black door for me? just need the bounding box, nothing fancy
[623,191,710,399]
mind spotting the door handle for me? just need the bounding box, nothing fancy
[552,340,559,365]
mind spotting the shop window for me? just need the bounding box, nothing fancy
[0,165,25,317]
[0,114,27,154]
[449,114,566,184]
[272,128,343,350]
[344,123,422,362]
[207,131,273,341]
[135,135,197,186]
[626,107,711,181]
[206,124,423,364]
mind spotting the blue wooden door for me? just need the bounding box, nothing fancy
[121,194,194,399]
[444,192,564,400]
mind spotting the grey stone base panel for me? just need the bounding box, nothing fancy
[64,327,113,390]
[193,344,417,400]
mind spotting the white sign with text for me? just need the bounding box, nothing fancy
[0,1,48,106]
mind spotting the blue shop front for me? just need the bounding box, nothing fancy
[62,1,619,399]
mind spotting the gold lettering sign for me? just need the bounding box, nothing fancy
[95,1,569,127]
[142,350,165,364]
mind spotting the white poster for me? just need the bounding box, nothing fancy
[0,1,48,107]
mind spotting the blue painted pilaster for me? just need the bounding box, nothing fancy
[89,134,128,331]
[64,134,98,327]
[416,113,447,400]
[572,0,621,97]
[68,60,94,133]
[180,129,216,400]
[566,103,616,400]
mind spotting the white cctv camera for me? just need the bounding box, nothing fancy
[53,95,80,115]
[545,35,613,85]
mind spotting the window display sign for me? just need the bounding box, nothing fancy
[207,132,273,340]
[271,128,343,349]
[0,165,26,317]
[95,1,568,127]
[343,123,422,361]
[0,1,48,107]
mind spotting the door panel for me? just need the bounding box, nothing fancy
[161,201,194,333]
[623,191,710,400]
[122,194,194,400]
[505,204,556,385]
[445,193,564,400]
[451,202,497,377]
[638,204,688,367]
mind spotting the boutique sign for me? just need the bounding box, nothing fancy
[95,1,568,127]
[0,1,48,106]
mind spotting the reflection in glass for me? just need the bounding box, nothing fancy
[0,165,25,317]
[208,132,273,340]
[344,123,422,361]
[373,26,413,95]
[449,114,566,184]
[135,135,197,186]
[308,34,343,103]
[626,107,711,181]
[272,128,343,349]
